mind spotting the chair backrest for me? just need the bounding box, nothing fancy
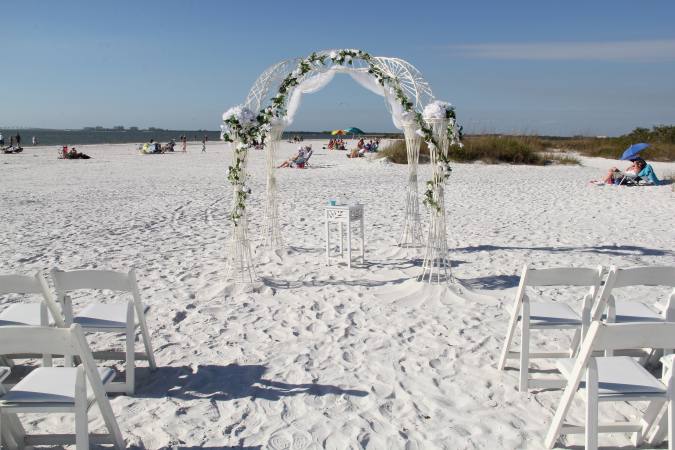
[0,324,79,357]
[0,272,65,327]
[51,269,135,293]
[523,266,603,288]
[592,266,675,321]
[51,268,143,325]
[611,266,675,288]
[0,273,45,295]
[545,321,675,447]
[512,265,603,308]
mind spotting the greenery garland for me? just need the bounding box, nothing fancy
[222,49,463,224]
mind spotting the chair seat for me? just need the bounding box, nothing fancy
[1,366,115,404]
[520,303,581,326]
[557,356,666,396]
[74,303,150,329]
[0,303,54,326]
[607,300,663,323]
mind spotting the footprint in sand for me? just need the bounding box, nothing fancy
[292,432,311,449]
[268,433,292,450]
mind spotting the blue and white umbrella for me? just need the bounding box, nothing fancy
[620,143,650,160]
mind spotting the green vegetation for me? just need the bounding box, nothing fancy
[378,125,675,165]
[379,135,550,165]
[541,125,675,161]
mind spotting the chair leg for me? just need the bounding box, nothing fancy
[139,321,156,371]
[519,303,530,392]
[498,307,519,370]
[75,372,89,450]
[569,329,581,357]
[585,358,599,450]
[126,326,135,395]
[669,396,674,450]
[2,412,25,449]
[636,399,665,446]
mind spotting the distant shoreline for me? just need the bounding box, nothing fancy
[0,128,402,146]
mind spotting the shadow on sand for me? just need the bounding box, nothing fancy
[453,244,672,258]
[134,364,368,402]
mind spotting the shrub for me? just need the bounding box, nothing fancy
[450,135,545,165]
[378,136,545,165]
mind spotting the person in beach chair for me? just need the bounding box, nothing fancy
[615,157,660,185]
[278,146,305,168]
[633,157,660,185]
[293,146,312,168]
[592,159,640,185]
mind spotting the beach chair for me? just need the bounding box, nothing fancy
[0,273,65,366]
[544,321,675,449]
[294,149,313,168]
[51,268,156,395]
[0,325,125,449]
[498,265,603,391]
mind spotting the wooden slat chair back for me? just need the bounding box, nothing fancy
[499,264,603,391]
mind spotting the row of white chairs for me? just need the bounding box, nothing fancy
[0,268,157,449]
[498,264,675,449]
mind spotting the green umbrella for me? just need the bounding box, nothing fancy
[343,127,364,134]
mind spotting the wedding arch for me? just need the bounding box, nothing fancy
[220,49,462,284]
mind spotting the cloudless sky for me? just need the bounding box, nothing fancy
[1,0,674,135]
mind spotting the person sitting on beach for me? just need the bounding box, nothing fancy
[347,147,361,158]
[635,158,660,184]
[293,145,312,167]
[62,146,69,159]
[592,159,640,185]
[278,146,306,168]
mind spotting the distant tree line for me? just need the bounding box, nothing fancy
[82,126,166,132]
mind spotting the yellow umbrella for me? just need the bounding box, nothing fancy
[331,129,345,135]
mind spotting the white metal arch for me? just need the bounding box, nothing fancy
[243,49,435,118]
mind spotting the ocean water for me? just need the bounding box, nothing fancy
[0,129,399,147]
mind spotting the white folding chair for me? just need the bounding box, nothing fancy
[592,266,675,325]
[544,321,675,450]
[0,272,65,366]
[0,272,64,328]
[0,325,125,449]
[51,268,156,395]
[498,265,603,391]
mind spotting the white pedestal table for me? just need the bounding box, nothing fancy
[324,204,365,268]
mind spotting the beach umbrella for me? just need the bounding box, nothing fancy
[331,129,345,136]
[343,127,364,135]
[620,143,650,160]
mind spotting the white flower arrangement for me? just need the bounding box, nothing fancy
[423,100,454,120]
[400,111,417,125]
[222,105,257,128]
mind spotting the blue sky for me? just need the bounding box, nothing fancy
[1,0,674,136]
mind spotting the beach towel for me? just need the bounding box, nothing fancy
[637,164,660,184]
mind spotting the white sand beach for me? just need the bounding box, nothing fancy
[1,140,674,449]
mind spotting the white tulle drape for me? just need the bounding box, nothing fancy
[284,67,407,130]
[285,71,336,126]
